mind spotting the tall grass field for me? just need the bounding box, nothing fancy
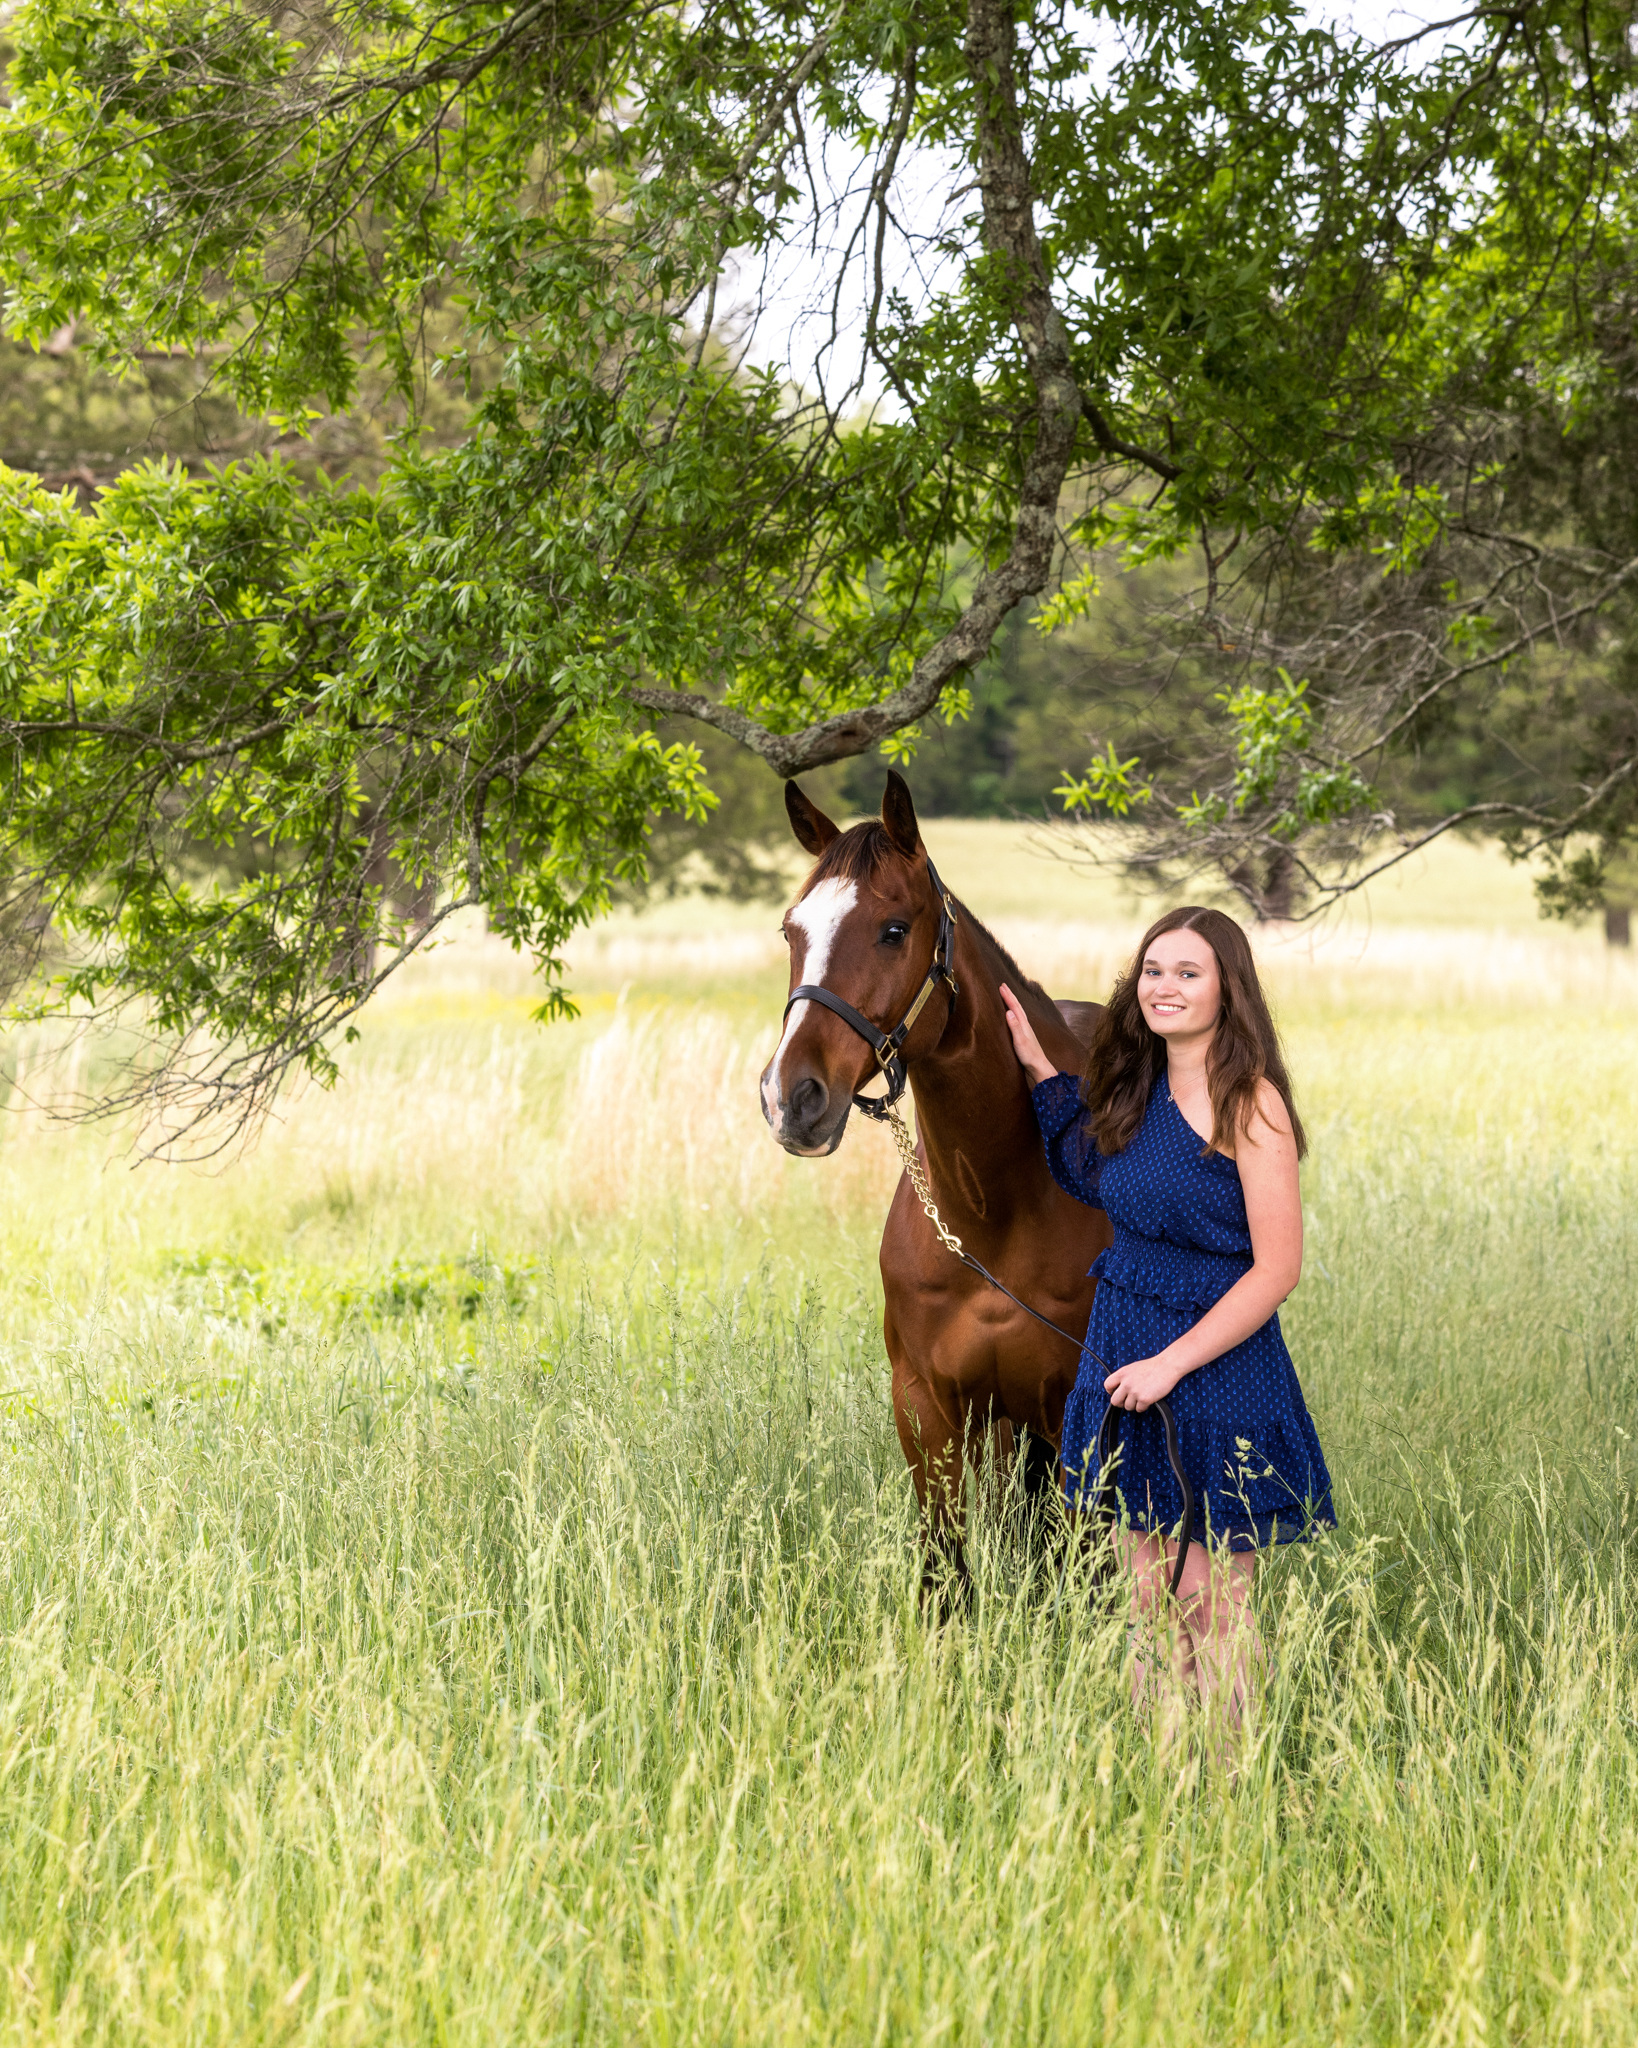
[0,824,1633,2044]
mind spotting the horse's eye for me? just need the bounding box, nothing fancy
[880,921,910,947]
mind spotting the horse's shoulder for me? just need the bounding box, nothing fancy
[1053,998,1103,1050]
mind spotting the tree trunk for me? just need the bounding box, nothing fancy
[1263,847,1296,921]
[1606,903,1631,946]
[330,804,393,986]
[1229,849,1298,921]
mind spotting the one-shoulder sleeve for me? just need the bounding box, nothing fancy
[1032,1072,1104,1210]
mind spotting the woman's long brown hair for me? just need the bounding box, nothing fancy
[1082,906,1306,1160]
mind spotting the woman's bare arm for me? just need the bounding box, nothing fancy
[1103,1079,1303,1411]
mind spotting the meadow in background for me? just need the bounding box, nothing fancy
[0,824,1633,2043]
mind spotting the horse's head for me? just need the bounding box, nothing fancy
[760,770,953,1156]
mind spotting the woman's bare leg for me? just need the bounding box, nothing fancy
[1171,1540,1261,1729]
[1111,1529,1263,1742]
[1115,1527,1195,1718]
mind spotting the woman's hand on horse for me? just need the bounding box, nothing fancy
[1103,1353,1182,1412]
[999,983,1058,1088]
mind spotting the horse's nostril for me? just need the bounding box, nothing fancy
[788,1076,827,1129]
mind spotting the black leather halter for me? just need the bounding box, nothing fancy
[782,854,960,1122]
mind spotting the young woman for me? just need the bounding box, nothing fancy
[1000,906,1333,1724]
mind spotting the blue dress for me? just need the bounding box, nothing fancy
[1033,1071,1334,1550]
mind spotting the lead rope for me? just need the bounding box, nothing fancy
[882,1103,967,1260]
[879,1102,1086,1352]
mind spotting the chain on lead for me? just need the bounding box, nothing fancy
[882,1104,967,1260]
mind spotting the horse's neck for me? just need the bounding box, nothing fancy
[907,911,1077,1206]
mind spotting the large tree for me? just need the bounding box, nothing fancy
[0,0,1629,1141]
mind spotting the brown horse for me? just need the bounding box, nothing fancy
[760,771,1113,1552]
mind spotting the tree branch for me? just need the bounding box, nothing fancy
[635,0,1084,776]
[1287,750,1638,911]
[1079,393,1181,483]
[1349,550,1638,762]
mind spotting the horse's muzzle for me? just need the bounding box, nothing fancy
[761,1070,850,1156]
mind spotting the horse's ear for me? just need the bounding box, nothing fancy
[785,781,841,856]
[881,770,921,857]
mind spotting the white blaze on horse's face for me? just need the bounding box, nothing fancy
[761,875,858,1142]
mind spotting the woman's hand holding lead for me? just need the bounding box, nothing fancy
[999,983,1059,1088]
[1103,1352,1183,1412]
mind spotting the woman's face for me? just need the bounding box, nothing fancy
[1139,929,1222,1043]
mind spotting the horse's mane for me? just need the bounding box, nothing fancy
[800,822,1050,1006]
[963,907,1045,1004]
